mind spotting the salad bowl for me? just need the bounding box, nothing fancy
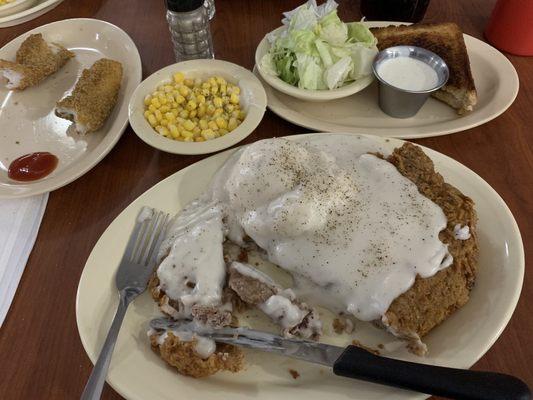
[255,26,375,102]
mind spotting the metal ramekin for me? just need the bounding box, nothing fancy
[372,46,449,118]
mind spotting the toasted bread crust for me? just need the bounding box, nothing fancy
[371,23,477,114]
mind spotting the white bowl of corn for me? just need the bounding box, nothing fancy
[129,59,267,155]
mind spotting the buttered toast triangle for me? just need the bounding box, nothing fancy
[371,23,477,114]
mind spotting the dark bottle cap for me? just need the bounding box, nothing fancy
[166,0,204,12]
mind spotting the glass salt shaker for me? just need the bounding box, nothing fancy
[165,0,214,61]
[204,0,215,20]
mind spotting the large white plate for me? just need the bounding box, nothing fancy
[76,133,524,400]
[257,22,519,139]
[0,0,63,28]
[0,18,142,198]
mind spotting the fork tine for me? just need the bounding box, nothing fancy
[134,210,160,264]
[142,212,170,266]
[123,207,152,261]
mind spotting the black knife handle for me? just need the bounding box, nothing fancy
[333,345,531,400]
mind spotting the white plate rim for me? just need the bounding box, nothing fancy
[128,59,267,155]
[75,132,525,400]
[258,22,519,139]
[0,18,142,199]
[0,0,62,25]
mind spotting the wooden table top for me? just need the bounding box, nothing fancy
[0,0,531,398]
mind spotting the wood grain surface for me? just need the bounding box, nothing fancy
[0,0,531,399]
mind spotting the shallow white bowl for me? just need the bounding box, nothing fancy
[129,60,267,155]
[255,26,375,102]
[0,0,38,17]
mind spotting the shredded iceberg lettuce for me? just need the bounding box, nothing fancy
[260,0,378,90]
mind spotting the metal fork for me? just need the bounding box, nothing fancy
[81,207,170,400]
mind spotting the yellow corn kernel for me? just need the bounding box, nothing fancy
[222,95,230,105]
[201,129,216,140]
[216,76,226,85]
[208,77,217,86]
[173,72,185,83]
[201,88,210,97]
[184,136,194,142]
[176,117,185,125]
[225,104,235,113]
[213,108,224,117]
[156,126,170,137]
[184,78,194,88]
[179,86,190,97]
[228,85,240,95]
[201,81,211,90]
[179,109,189,119]
[159,97,168,105]
[165,112,175,121]
[197,106,206,118]
[171,109,179,117]
[213,97,223,108]
[175,94,186,104]
[157,85,166,92]
[160,105,170,113]
[164,85,173,93]
[199,119,208,130]
[197,94,206,104]
[228,117,238,130]
[182,130,194,139]
[208,120,219,131]
[238,110,246,120]
[219,83,227,95]
[144,110,152,119]
[193,127,201,135]
[206,104,216,115]
[219,128,229,136]
[186,100,197,111]
[160,119,169,127]
[166,94,175,103]
[230,110,240,118]
[148,104,157,113]
[211,83,219,95]
[195,136,205,142]
[215,117,228,129]
[230,93,239,104]
[150,97,161,108]
[168,124,180,138]
[154,109,163,121]
[147,114,157,127]
[189,110,197,118]
[144,95,152,105]
[183,120,195,131]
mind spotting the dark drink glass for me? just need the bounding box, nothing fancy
[360,0,430,22]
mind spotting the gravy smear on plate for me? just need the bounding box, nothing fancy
[157,136,452,323]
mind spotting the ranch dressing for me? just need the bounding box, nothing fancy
[377,57,439,91]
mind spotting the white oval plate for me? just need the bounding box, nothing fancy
[255,26,375,102]
[0,0,63,28]
[257,22,519,139]
[129,59,267,155]
[76,133,524,400]
[0,18,142,198]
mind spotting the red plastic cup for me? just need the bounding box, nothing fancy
[485,0,533,56]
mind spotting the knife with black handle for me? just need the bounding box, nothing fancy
[150,318,531,400]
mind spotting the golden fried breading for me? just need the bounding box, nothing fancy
[0,33,74,90]
[55,58,123,134]
[383,143,478,354]
[150,332,244,378]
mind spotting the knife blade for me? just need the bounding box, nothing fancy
[150,316,344,366]
[149,317,531,400]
